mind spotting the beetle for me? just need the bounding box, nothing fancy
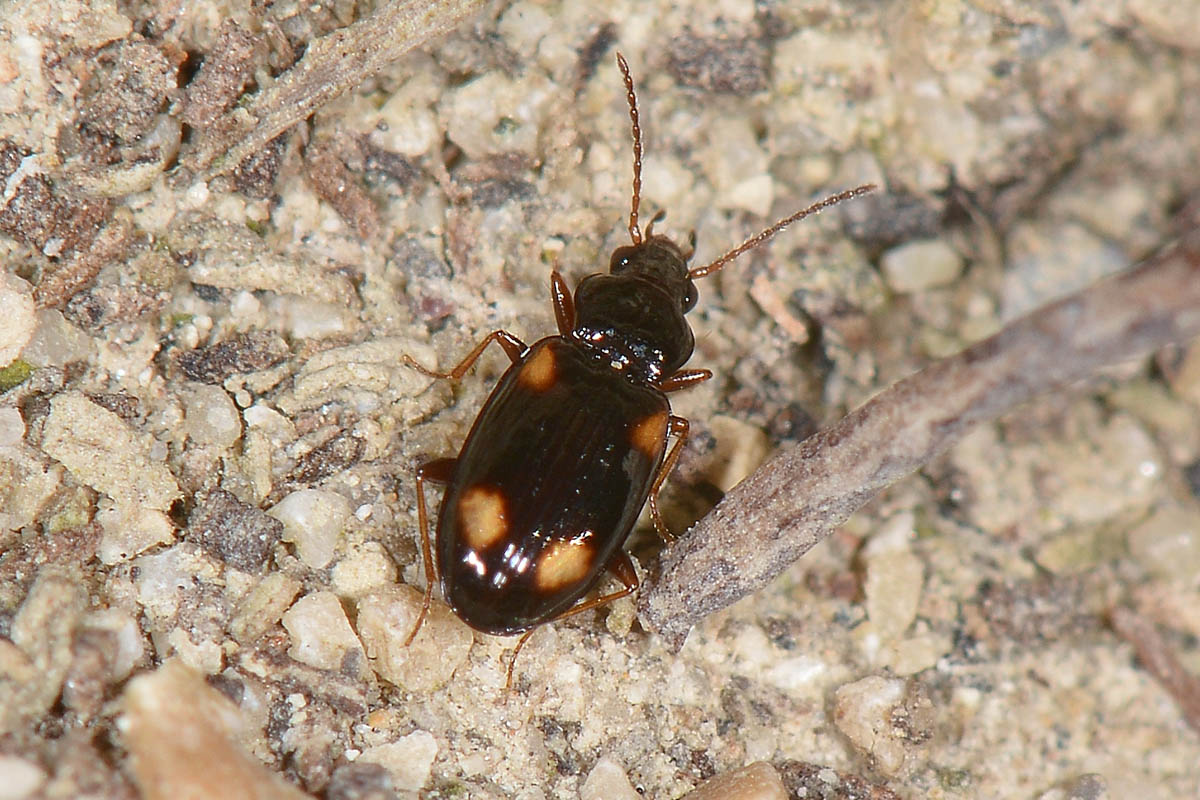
[403,52,873,682]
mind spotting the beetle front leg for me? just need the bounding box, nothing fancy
[403,330,527,380]
[404,457,457,646]
[550,270,575,335]
[657,369,711,393]
[646,415,690,542]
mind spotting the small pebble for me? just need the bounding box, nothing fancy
[0,755,46,800]
[230,572,302,643]
[679,761,787,800]
[706,415,772,493]
[356,731,438,792]
[0,272,36,366]
[0,406,25,447]
[832,676,908,776]
[1127,504,1200,582]
[330,542,397,599]
[268,488,351,569]
[864,549,924,643]
[281,591,367,677]
[121,660,311,800]
[863,512,923,645]
[21,309,92,367]
[880,238,963,293]
[181,383,242,448]
[356,585,472,692]
[580,755,640,800]
[79,609,145,681]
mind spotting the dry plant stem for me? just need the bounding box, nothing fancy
[1110,606,1200,733]
[640,229,1200,649]
[188,0,487,175]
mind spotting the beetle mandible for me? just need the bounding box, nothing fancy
[403,52,874,681]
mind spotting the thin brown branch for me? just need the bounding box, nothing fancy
[639,229,1200,648]
[186,0,487,176]
[1110,606,1200,733]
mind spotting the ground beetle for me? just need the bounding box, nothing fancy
[404,53,873,682]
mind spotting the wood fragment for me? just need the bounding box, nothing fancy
[186,0,487,176]
[1111,606,1200,733]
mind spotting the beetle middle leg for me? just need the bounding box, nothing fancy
[506,551,640,690]
[404,456,457,646]
[646,415,690,542]
[403,330,527,380]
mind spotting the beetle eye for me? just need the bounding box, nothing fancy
[682,281,698,312]
[610,245,637,274]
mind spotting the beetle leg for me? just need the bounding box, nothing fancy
[506,551,640,690]
[404,457,457,647]
[647,415,690,542]
[657,368,712,393]
[403,330,527,380]
[550,270,575,335]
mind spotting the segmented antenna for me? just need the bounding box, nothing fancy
[687,184,876,279]
[615,52,644,245]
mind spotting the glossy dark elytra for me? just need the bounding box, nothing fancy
[404,52,873,679]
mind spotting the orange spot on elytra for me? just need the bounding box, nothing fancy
[629,410,667,460]
[458,485,508,551]
[534,538,594,592]
[517,345,557,391]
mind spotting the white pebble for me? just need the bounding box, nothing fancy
[80,608,145,681]
[268,489,351,569]
[330,542,397,599]
[181,383,242,448]
[357,731,438,792]
[0,272,35,366]
[581,755,640,800]
[0,406,25,447]
[880,238,963,293]
[281,591,366,676]
[356,585,472,692]
[21,309,92,367]
[0,755,46,800]
[832,676,909,776]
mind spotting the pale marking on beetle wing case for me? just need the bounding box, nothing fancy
[534,537,595,592]
[516,343,557,392]
[628,409,668,460]
[457,485,510,551]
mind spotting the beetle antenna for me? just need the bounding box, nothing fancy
[616,52,644,245]
[687,184,877,279]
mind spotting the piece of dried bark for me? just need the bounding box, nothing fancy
[187,0,487,176]
[305,143,380,240]
[177,330,290,384]
[1111,606,1200,734]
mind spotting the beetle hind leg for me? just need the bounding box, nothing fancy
[505,552,640,690]
[405,457,457,647]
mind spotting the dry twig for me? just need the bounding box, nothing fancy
[187,0,487,176]
[1110,606,1200,733]
[639,229,1200,648]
